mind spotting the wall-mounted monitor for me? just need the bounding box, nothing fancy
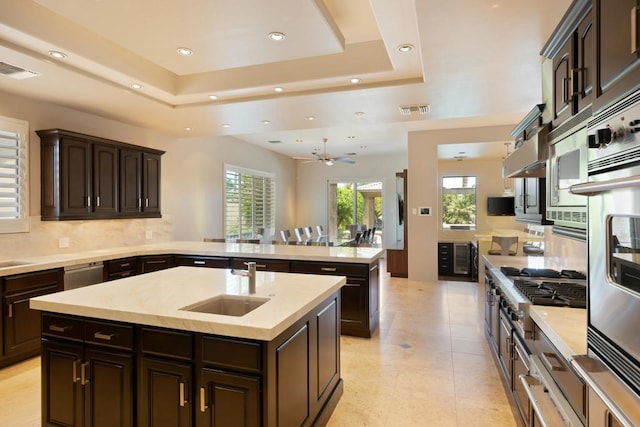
[487,196,515,216]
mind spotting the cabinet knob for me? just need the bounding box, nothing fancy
[596,127,612,147]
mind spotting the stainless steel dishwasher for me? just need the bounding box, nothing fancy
[63,261,104,290]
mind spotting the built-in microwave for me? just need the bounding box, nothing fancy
[546,116,589,230]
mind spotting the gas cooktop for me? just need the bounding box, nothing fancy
[499,266,586,280]
[513,280,587,308]
[498,266,587,308]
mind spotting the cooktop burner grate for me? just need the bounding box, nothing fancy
[513,279,587,308]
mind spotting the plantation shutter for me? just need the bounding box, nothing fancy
[0,117,29,233]
[224,166,274,241]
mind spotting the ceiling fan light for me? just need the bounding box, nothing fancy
[325,160,334,166]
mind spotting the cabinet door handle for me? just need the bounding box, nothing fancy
[72,360,80,383]
[145,198,149,208]
[632,5,639,54]
[7,303,12,318]
[179,382,187,407]
[321,267,337,272]
[199,387,209,413]
[562,76,572,104]
[541,352,565,372]
[93,332,115,341]
[87,196,91,207]
[120,263,131,268]
[138,198,142,208]
[370,264,379,272]
[96,196,101,207]
[193,260,206,265]
[49,324,69,333]
[80,362,90,385]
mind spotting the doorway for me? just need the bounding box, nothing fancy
[327,180,383,246]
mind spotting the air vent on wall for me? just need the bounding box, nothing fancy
[399,104,431,115]
[0,61,40,79]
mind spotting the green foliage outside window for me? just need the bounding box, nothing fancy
[442,193,476,224]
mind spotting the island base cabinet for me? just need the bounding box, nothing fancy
[41,340,134,427]
[137,357,192,427]
[197,369,260,427]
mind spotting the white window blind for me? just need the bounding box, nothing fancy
[0,117,29,233]
[224,165,274,241]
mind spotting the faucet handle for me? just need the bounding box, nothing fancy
[244,261,257,272]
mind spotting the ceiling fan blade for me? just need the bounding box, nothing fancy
[334,156,355,164]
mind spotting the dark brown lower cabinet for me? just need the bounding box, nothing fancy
[197,369,260,427]
[138,357,192,427]
[40,290,342,426]
[1,269,62,368]
[41,340,134,427]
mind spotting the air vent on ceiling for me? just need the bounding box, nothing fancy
[399,104,431,116]
[0,61,40,79]
[267,140,283,144]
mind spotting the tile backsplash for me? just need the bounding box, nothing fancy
[0,216,173,259]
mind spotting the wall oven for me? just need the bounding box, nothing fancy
[571,89,640,398]
[546,114,590,230]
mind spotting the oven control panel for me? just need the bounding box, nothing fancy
[587,90,640,169]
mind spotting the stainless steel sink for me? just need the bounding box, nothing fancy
[0,260,32,269]
[180,295,270,316]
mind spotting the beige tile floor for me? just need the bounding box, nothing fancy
[0,263,517,426]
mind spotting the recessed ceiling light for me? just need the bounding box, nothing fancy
[274,87,284,92]
[397,44,414,53]
[350,77,361,84]
[208,94,218,100]
[184,127,192,131]
[307,116,315,121]
[130,83,143,90]
[221,123,231,128]
[48,50,67,59]
[176,47,193,56]
[268,32,286,41]
[262,120,271,125]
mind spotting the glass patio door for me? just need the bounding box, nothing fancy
[327,180,383,246]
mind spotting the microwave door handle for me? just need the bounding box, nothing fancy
[570,174,640,196]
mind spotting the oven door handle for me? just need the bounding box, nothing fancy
[519,374,566,427]
[570,174,640,196]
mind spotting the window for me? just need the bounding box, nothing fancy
[224,165,275,241]
[441,176,476,230]
[0,116,29,233]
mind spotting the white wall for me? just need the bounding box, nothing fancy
[170,135,297,241]
[408,125,515,282]
[295,152,407,247]
[0,89,297,257]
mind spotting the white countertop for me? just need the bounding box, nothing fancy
[30,266,345,341]
[529,305,587,359]
[0,240,385,277]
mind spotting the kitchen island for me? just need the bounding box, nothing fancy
[30,267,345,426]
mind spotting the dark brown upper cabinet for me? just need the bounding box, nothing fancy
[38,129,164,220]
[543,0,594,128]
[593,0,640,112]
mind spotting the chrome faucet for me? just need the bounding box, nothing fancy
[231,261,257,294]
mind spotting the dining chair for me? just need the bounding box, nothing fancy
[294,227,306,243]
[279,230,292,243]
[304,226,314,240]
[487,236,519,256]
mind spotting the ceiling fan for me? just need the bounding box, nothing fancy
[295,138,355,165]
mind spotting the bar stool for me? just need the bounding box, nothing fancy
[487,236,519,256]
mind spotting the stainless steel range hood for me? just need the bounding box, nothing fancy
[503,105,550,178]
